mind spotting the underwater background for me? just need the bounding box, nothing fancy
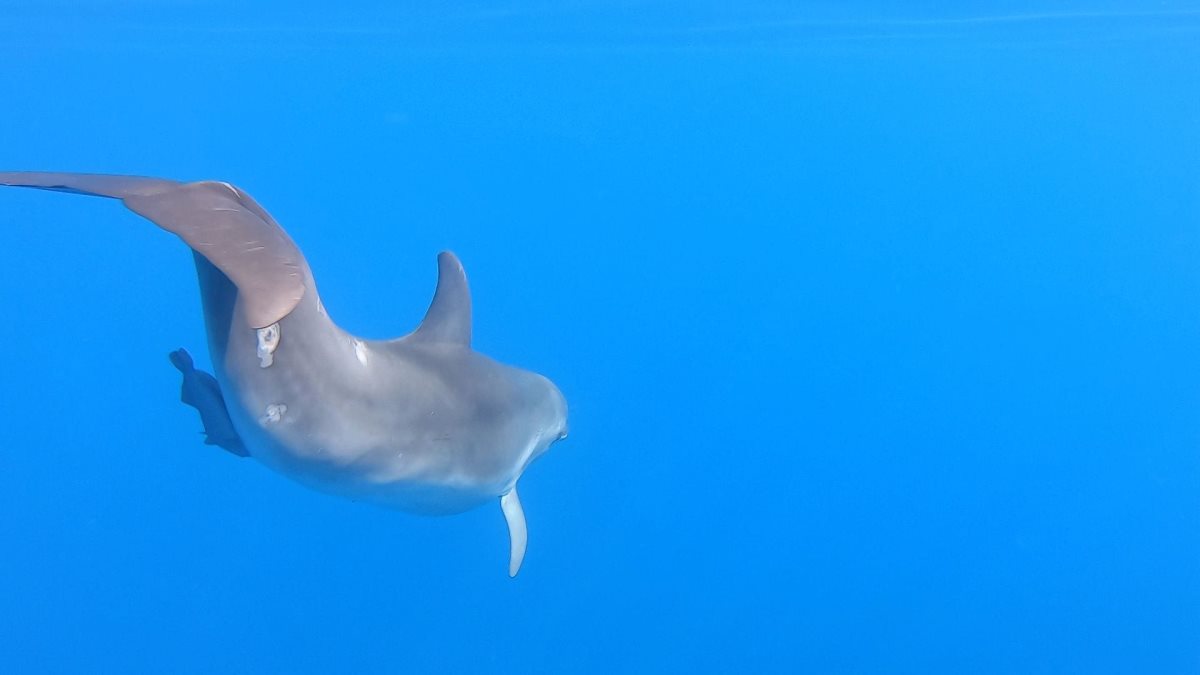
[1,3,1197,673]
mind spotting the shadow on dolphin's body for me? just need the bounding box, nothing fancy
[0,171,568,577]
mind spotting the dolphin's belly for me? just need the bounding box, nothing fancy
[214,332,533,514]
[234,412,504,514]
[218,374,526,514]
[204,280,557,516]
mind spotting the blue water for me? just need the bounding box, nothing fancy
[1,4,1198,673]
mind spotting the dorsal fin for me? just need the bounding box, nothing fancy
[409,251,472,346]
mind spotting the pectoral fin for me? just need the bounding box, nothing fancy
[500,488,528,578]
[169,348,248,457]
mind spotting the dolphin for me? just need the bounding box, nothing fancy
[0,171,568,576]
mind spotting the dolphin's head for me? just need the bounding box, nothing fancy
[473,368,566,502]
[495,366,566,473]
[529,373,568,461]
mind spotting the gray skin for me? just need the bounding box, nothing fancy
[0,172,568,576]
